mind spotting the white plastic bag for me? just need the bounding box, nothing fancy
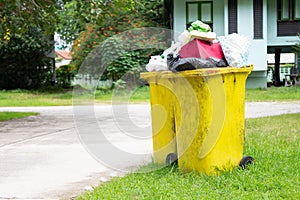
[146,31,190,72]
[218,33,250,68]
[146,56,168,72]
[162,30,190,56]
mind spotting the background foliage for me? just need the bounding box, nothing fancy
[0,27,53,89]
[0,0,57,89]
[292,34,300,53]
[56,64,77,88]
[69,0,169,85]
[0,0,170,89]
[0,0,58,46]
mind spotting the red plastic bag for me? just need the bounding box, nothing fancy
[179,39,225,60]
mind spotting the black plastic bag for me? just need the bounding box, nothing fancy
[167,53,217,72]
[209,57,228,67]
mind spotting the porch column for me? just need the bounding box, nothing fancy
[274,48,281,86]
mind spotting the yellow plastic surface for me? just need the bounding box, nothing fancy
[141,66,253,175]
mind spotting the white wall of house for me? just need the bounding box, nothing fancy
[238,0,268,72]
[214,0,226,36]
[173,0,186,36]
[173,0,270,88]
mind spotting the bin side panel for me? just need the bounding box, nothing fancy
[203,72,247,173]
[174,76,212,173]
[175,71,249,175]
[148,79,177,164]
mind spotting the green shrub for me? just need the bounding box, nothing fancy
[56,64,76,88]
[292,34,300,53]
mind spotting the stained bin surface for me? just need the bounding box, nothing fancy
[141,65,253,175]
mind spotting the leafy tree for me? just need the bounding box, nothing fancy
[0,26,53,89]
[0,0,171,89]
[0,0,58,46]
[0,0,59,89]
[68,0,169,84]
[56,0,135,45]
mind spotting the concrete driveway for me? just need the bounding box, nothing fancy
[0,101,299,199]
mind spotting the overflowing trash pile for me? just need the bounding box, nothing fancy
[146,20,250,72]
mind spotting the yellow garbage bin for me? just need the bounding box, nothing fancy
[141,65,253,175]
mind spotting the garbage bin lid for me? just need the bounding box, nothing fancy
[141,65,253,80]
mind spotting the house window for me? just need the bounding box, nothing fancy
[228,0,238,34]
[294,0,300,20]
[186,1,213,29]
[253,0,263,39]
[277,0,300,36]
[280,0,290,20]
[278,0,300,21]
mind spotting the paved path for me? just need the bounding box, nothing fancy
[0,101,299,199]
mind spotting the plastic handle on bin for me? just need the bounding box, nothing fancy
[198,75,226,159]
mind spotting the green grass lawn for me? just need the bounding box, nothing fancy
[0,89,73,106]
[0,112,39,121]
[94,86,151,103]
[78,113,300,199]
[246,86,300,102]
[0,86,299,107]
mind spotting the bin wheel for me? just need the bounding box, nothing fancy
[166,153,178,165]
[239,156,254,169]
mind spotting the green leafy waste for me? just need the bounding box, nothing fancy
[188,20,211,32]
